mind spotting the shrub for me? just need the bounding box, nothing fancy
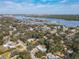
[35,51,46,58]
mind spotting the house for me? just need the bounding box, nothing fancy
[9,25,17,32]
[27,38,35,42]
[3,41,16,48]
[36,45,46,52]
[63,26,68,32]
[57,26,61,29]
[14,32,20,36]
[9,25,13,29]
[50,29,57,34]
[29,27,34,31]
[47,53,61,59]
[13,27,17,31]
[43,36,48,39]
[67,49,73,54]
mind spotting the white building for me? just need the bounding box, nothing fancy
[63,26,68,32]
[27,38,35,42]
[13,27,17,31]
[47,53,61,59]
[67,49,73,54]
[36,45,46,52]
[50,29,57,34]
[3,41,16,48]
[29,27,34,31]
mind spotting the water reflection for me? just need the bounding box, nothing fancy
[15,16,79,27]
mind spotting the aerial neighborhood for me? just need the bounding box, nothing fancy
[0,0,79,59]
[0,15,79,59]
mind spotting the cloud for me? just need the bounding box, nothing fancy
[60,0,67,3]
[0,0,79,14]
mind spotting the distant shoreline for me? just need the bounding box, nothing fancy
[0,14,79,21]
[27,15,79,21]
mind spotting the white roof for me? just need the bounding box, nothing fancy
[3,41,16,48]
[47,53,60,59]
[36,45,46,52]
[67,49,73,54]
[27,38,35,42]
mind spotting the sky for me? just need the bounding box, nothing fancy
[0,0,79,15]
